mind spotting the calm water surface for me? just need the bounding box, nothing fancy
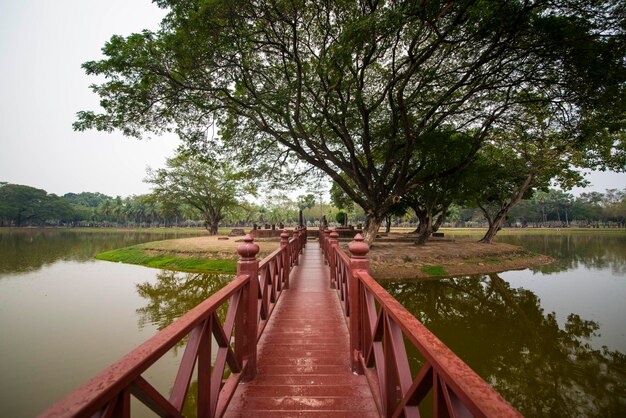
[0,229,230,418]
[2,230,625,417]
[382,233,626,417]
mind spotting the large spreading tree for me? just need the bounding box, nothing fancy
[76,0,625,243]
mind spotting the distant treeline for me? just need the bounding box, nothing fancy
[451,188,626,229]
[0,182,204,228]
[1,181,624,229]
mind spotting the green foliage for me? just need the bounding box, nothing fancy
[0,183,74,226]
[74,0,625,238]
[296,194,316,211]
[335,211,346,225]
[145,151,255,234]
[421,265,448,276]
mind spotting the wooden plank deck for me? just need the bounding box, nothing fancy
[224,243,380,417]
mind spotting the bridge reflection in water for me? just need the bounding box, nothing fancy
[40,228,521,417]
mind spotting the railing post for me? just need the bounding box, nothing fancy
[280,229,290,289]
[236,234,259,381]
[293,228,300,266]
[302,226,307,248]
[348,233,369,374]
[319,226,323,250]
[329,230,339,289]
[323,228,331,264]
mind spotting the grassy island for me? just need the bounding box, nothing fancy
[96,236,279,274]
[95,230,560,278]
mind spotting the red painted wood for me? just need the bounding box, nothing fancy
[225,243,379,417]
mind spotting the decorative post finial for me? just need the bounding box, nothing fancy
[348,233,369,259]
[237,234,260,260]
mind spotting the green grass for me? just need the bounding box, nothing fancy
[96,246,237,273]
[438,227,626,236]
[421,265,448,275]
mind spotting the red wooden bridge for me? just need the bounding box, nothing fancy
[40,228,522,418]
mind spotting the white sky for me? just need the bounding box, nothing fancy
[0,0,178,197]
[0,1,624,198]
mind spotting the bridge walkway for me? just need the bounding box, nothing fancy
[224,242,379,417]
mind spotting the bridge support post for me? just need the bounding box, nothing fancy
[280,230,290,289]
[329,230,339,289]
[348,234,369,375]
[236,234,259,381]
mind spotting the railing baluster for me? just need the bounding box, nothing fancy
[112,388,130,418]
[393,364,433,418]
[131,376,182,418]
[170,320,208,411]
[197,317,212,418]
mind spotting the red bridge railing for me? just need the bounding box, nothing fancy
[40,227,307,418]
[320,228,522,418]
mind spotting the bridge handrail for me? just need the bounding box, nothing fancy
[40,227,307,418]
[325,230,522,418]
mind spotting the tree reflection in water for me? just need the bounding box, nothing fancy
[135,270,233,331]
[383,274,626,417]
[498,234,626,276]
[134,271,235,417]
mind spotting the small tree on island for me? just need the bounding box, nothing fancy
[145,152,255,235]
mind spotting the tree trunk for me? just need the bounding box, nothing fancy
[385,215,391,233]
[415,209,433,245]
[362,216,382,245]
[432,212,445,233]
[479,215,505,244]
[479,173,535,244]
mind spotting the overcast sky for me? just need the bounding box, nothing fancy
[0,1,624,198]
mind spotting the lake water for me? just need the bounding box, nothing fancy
[0,229,230,418]
[1,229,624,417]
[382,232,626,417]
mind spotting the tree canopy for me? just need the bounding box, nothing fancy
[75,0,625,242]
[145,151,255,234]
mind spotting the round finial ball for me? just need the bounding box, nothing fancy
[348,233,369,258]
[237,234,260,259]
[280,230,289,240]
[329,230,339,239]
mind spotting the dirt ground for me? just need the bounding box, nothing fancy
[137,234,552,279]
[342,236,553,279]
[137,235,280,259]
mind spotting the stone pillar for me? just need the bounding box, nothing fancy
[348,234,369,374]
[236,235,259,381]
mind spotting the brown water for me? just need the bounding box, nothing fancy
[0,229,230,418]
[1,230,625,417]
[382,233,626,417]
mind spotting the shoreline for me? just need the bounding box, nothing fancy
[95,234,553,279]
